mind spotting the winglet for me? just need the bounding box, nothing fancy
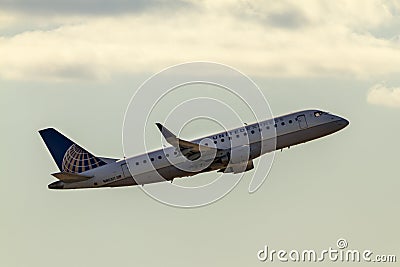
[155,123,221,161]
[155,122,163,132]
[155,123,179,146]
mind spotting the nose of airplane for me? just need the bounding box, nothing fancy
[339,117,349,126]
[335,116,349,130]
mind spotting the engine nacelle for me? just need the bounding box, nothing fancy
[230,145,251,164]
[221,160,254,174]
[218,145,252,173]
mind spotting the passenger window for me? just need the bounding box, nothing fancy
[158,156,162,159]
[289,120,292,123]
[221,139,225,142]
[281,122,285,126]
[251,130,255,134]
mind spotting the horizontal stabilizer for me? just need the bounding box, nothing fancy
[51,172,93,183]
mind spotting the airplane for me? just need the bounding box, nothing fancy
[39,109,349,189]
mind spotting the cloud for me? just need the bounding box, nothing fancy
[0,0,400,81]
[367,83,400,108]
[0,0,191,15]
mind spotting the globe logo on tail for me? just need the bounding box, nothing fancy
[62,144,106,173]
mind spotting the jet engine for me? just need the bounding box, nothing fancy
[218,160,254,174]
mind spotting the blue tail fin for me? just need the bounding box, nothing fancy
[39,128,107,173]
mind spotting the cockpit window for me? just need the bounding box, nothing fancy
[314,111,323,117]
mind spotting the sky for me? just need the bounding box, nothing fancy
[1,1,400,266]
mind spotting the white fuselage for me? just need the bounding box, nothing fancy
[48,109,348,189]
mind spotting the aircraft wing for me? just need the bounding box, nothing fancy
[155,123,225,161]
[51,172,93,183]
